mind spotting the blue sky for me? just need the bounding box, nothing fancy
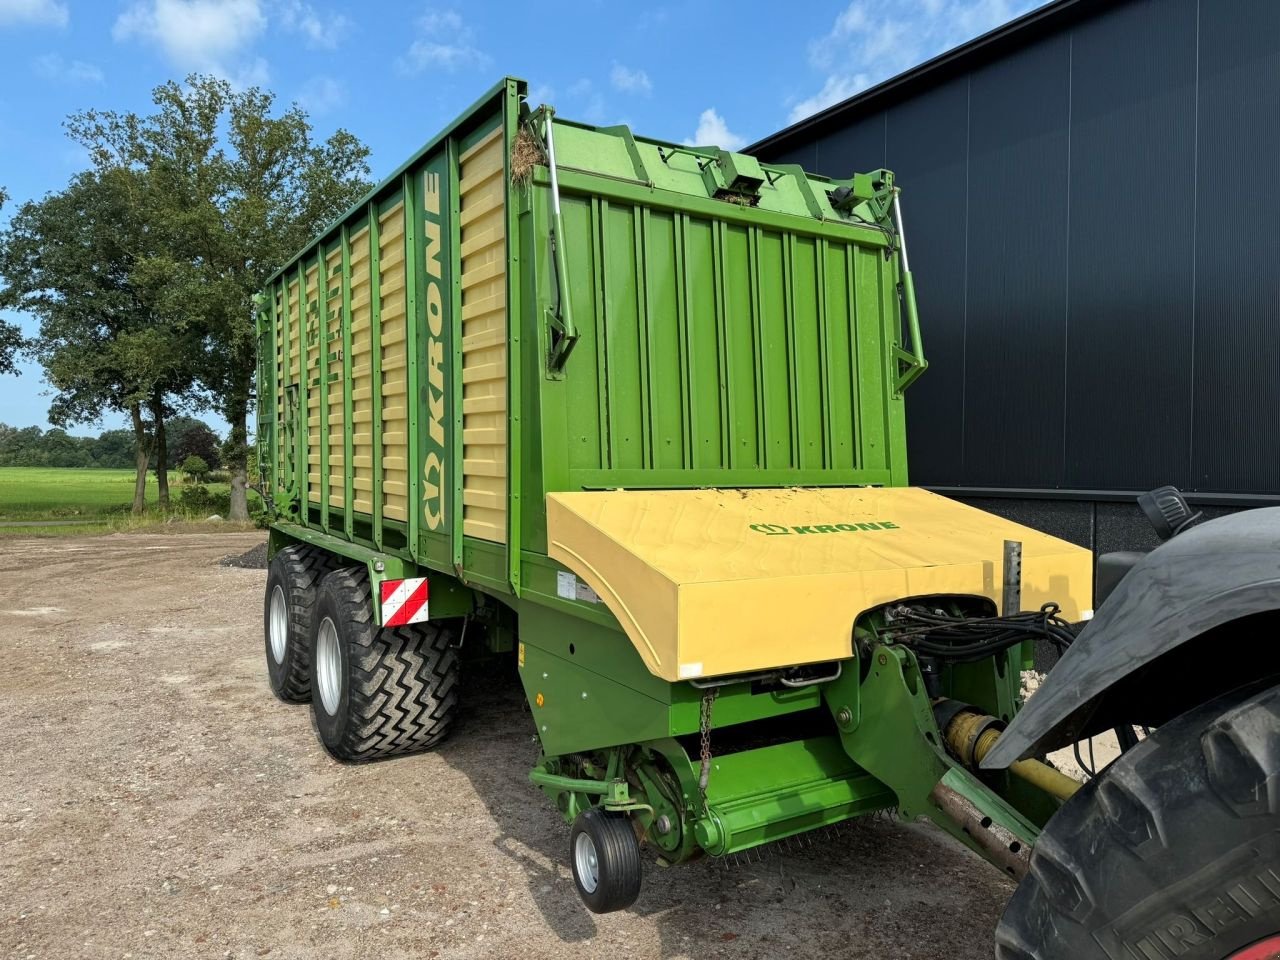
[0,0,1039,434]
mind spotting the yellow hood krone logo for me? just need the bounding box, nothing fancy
[750,521,900,535]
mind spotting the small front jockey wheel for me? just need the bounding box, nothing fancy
[569,807,641,914]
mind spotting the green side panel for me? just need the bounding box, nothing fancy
[531,116,909,497]
[516,602,825,756]
[668,681,821,733]
[257,78,522,591]
[697,736,896,855]
[519,642,670,755]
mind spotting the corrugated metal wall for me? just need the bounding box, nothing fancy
[759,0,1280,499]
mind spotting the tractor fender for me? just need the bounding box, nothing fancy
[982,506,1280,769]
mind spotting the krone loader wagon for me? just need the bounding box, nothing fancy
[257,78,1280,957]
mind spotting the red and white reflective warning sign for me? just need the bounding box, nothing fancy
[379,577,429,627]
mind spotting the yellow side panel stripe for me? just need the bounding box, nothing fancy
[456,125,508,545]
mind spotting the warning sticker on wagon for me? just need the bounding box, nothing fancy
[556,571,601,604]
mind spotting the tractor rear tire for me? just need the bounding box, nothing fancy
[264,544,338,703]
[308,567,458,762]
[996,683,1280,960]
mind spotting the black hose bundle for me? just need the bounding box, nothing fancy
[884,602,1077,664]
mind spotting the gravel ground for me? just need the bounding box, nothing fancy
[1,532,1015,960]
[219,540,268,570]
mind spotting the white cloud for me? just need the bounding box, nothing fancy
[233,55,270,88]
[526,83,555,108]
[0,0,67,27]
[790,0,1038,123]
[684,108,746,152]
[788,73,870,124]
[277,0,347,50]
[114,0,267,79]
[567,78,607,125]
[398,9,489,74]
[296,75,345,115]
[33,53,104,83]
[610,64,651,95]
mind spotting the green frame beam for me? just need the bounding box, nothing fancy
[340,225,355,537]
[319,245,332,530]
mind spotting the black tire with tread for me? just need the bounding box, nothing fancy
[309,566,458,762]
[570,807,642,914]
[263,544,339,703]
[996,683,1280,960]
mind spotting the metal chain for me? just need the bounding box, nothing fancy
[698,687,719,811]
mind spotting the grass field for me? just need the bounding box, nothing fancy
[0,467,258,536]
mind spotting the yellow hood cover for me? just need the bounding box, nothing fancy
[546,487,1092,682]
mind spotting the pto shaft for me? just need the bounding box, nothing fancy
[941,707,1082,802]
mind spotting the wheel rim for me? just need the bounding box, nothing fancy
[314,617,343,716]
[1229,936,1280,960]
[574,831,600,894]
[268,585,288,665]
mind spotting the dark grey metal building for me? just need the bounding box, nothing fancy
[750,0,1280,554]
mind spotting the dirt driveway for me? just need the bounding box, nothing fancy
[0,533,1013,959]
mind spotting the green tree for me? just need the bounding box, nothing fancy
[0,425,48,465]
[68,76,371,520]
[180,453,210,483]
[0,168,200,511]
[52,429,99,466]
[166,415,222,469]
[92,428,136,468]
[0,187,22,376]
[0,423,142,469]
[0,321,21,376]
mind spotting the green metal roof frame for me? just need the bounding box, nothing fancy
[265,77,521,288]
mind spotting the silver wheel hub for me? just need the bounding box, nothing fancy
[315,617,343,716]
[574,831,600,894]
[268,585,288,665]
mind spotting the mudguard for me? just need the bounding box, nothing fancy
[983,506,1280,769]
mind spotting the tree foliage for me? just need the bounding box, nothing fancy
[0,167,202,511]
[0,417,224,470]
[0,316,19,377]
[180,454,210,482]
[167,415,222,468]
[0,185,22,376]
[66,75,372,519]
[0,423,140,468]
